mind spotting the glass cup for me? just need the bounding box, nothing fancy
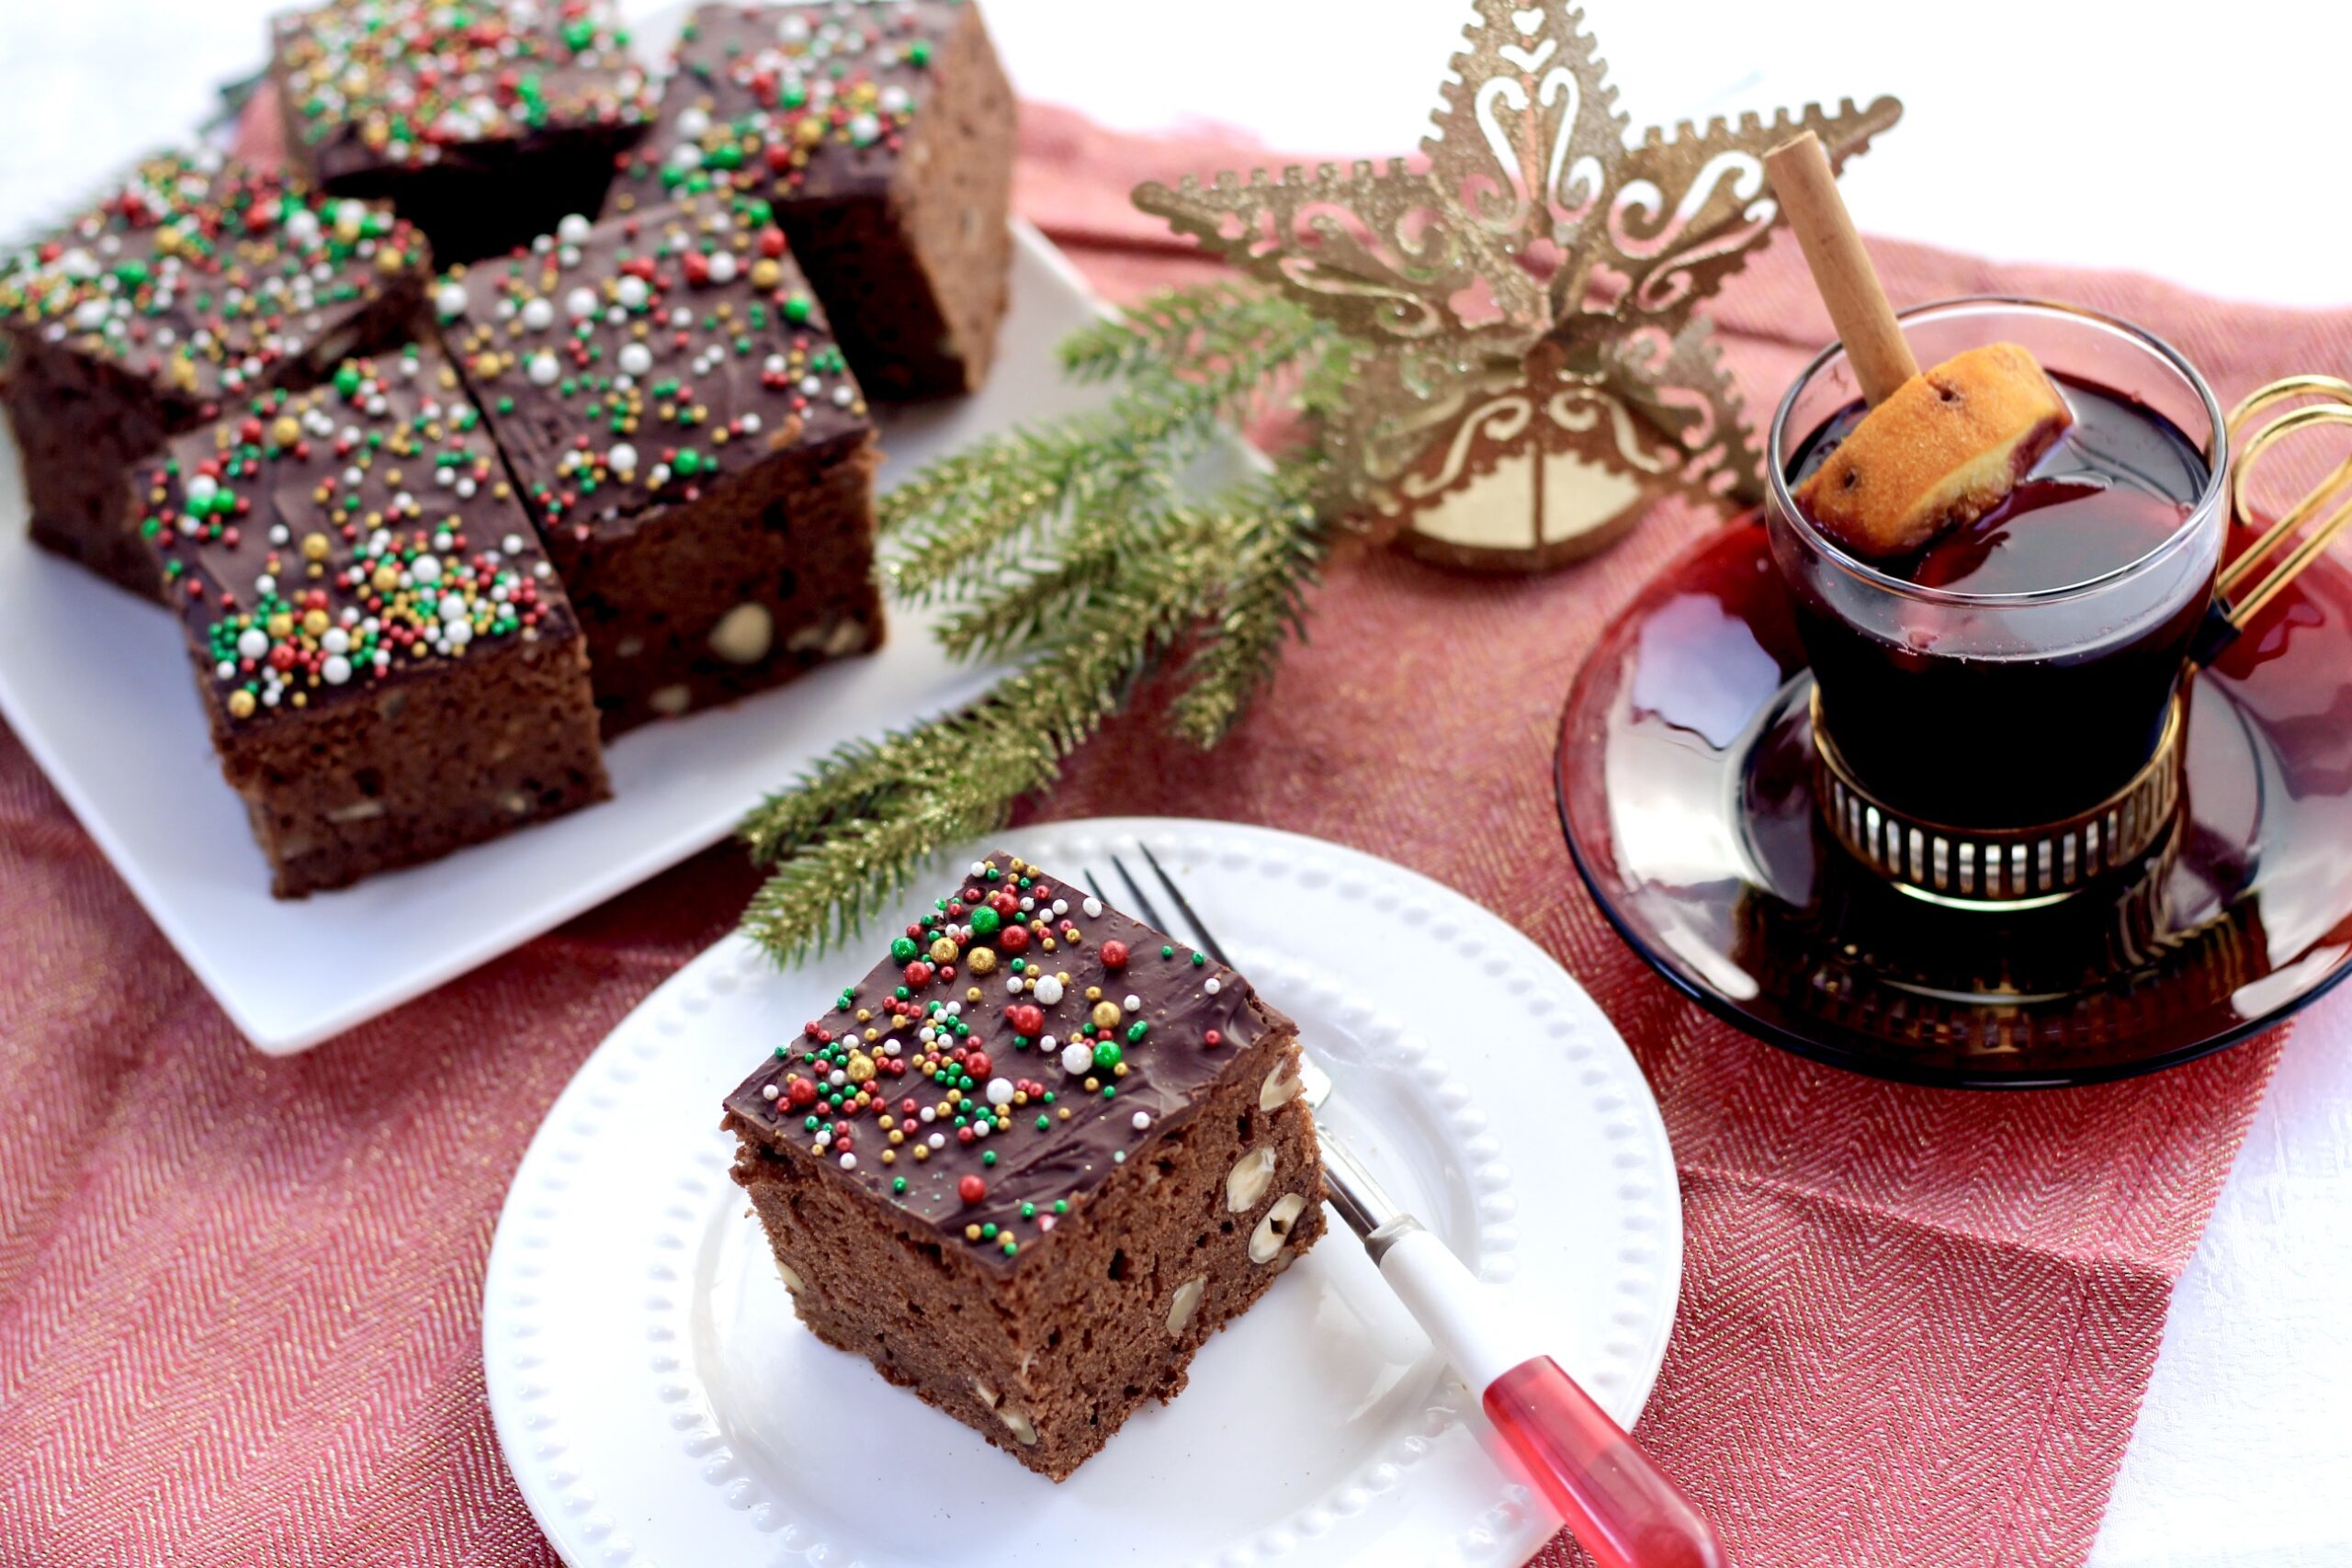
[1766,299,2230,833]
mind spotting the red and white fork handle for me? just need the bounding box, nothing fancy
[1374,1222,1730,1568]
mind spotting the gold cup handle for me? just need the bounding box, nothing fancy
[2211,375,2352,639]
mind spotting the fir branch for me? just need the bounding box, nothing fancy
[741,504,1238,962]
[881,295,1334,605]
[1169,473,1330,746]
[739,280,1350,964]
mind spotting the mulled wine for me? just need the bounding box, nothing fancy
[1783,375,2214,827]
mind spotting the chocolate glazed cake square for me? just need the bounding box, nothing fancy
[629,1,1015,400]
[0,152,428,598]
[437,193,883,735]
[139,344,609,897]
[722,852,1326,1481]
[269,0,656,265]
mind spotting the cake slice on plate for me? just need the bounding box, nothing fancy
[633,0,1015,399]
[721,851,1326,1479]
[139,343,609,896]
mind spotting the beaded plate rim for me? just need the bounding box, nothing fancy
[482,817,1681,1568]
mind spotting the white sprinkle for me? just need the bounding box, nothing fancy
[322,654,352,684]
[927,1132,946,1151]
[676,107,710,140]
[411,555,442,584]
[557,213,593,244]
[607,442,639,473]
[1083,897,1103,919]
[564,286,598,320]
[527,351,560,386]
[1124,994,1142,1011]
[1060,1043,1093,1075]
[520,296,554,331]
[986,1077,1014,1107]
[1131,1111,1151,1132]
[1033,976,1063,1006]
[617,342,652,377]
[616,275,650,310]
[706,251,738,285]
[838,1152,857,1171]
[434,280,469,318]
[236,628,268,660]
[322,627,351,655]
[762,1083,780,1100]
[919,1107,936,1123]
[827,1068,847,1087]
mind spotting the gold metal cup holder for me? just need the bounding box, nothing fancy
[1811,373,2352,908]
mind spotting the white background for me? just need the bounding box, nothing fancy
[3,2,2348,1563]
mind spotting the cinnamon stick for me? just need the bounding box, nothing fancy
[1763,131,1917,406]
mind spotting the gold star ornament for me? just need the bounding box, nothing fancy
[1135,3,1900,571]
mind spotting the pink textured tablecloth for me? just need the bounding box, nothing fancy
[3,105,2335,1567]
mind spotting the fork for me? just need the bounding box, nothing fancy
[1090,847,1729,1568]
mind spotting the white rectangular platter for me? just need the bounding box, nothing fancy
[0,221,1102,1054]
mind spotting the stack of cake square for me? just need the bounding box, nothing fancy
[0,0,1017,896]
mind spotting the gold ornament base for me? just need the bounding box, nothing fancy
[1812,691,2187,910]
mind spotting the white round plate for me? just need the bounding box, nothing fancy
[484,818,1682,1568]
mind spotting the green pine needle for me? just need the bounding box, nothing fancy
[738,282,1352,964]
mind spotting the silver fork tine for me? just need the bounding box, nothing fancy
[1105,854,1172,937]
[1136,843,1233,969]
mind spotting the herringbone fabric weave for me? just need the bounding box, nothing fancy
[0,104,2323,1567]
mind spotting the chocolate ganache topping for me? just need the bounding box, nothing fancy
[435,192,868,542]
[273,0,657,179]
[725,852,1272,1272]
[141,343,577,729]
[636,2,975,204]
[0,150,427,403]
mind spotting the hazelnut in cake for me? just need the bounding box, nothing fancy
[139,344,610,897]
[721,852,1326,1480]
[269,0,657,265]
[0,151,428,597]
[436,194,883,734]
[632,1,1014,400]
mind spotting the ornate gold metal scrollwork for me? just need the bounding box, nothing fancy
[1132,1,1900,569]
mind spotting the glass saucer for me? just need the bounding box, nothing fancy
[1555,513,2352,1088]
